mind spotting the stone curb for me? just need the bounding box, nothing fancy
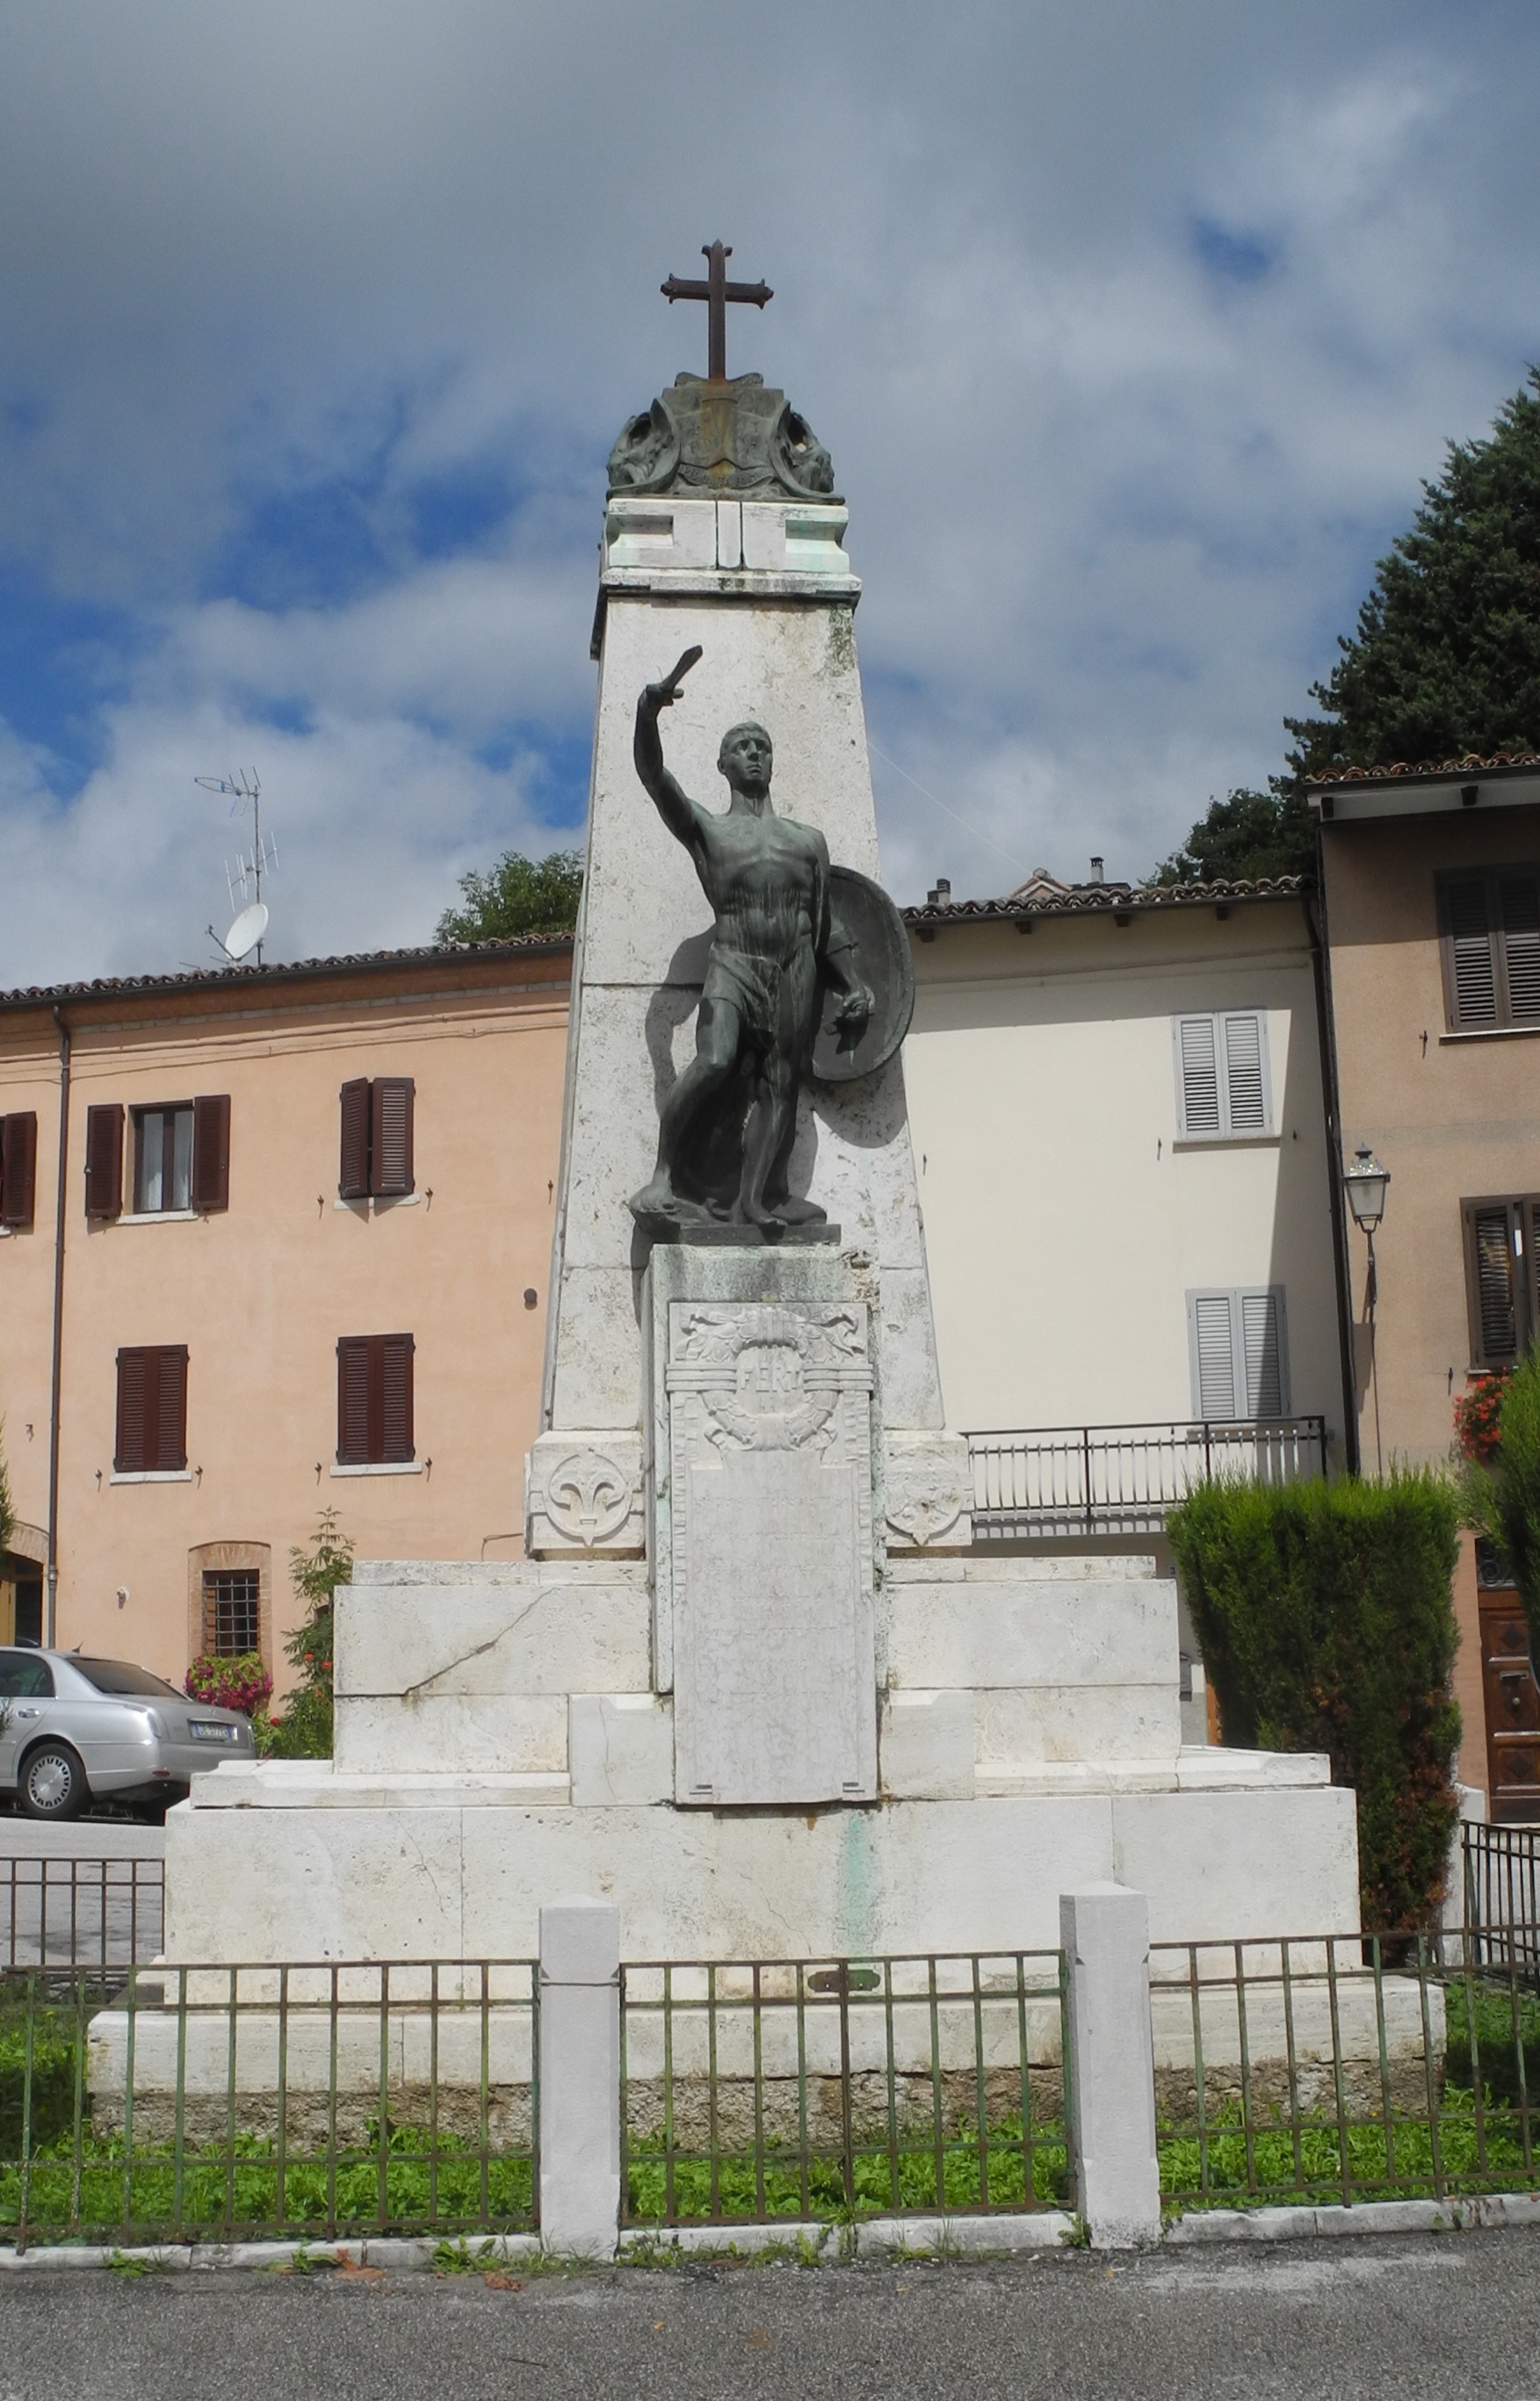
[619,2221,833,2260]
[853,2213,1075,2257]
[1164,2192,1540,2246]
[0,2197,1536,2270]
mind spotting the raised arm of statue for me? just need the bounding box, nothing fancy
[634,647,705,850]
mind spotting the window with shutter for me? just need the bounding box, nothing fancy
[114,1344,187,1472]
[1189,1292,1237,1417]
[1463,1196,1540,1366]
[1175,1017,1220,1136]
[1441,869,1540,1029]
[191,1095,230,1212]
[1500,875,1540,1020]
[83,1103,124,1219]
[1188,1288,1291,1421]
[338,1081,371,1200]
[370,1079,415,1197]
[115,1350,148,1473]
[1173,1012,1273,1138]
[336,1332,415,1464]
[0,1113,38,1228]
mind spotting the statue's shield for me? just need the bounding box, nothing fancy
[811,865,916,1084]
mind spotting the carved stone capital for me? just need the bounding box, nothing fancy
[525,1432,645,1559]
[884,1434,973,1553]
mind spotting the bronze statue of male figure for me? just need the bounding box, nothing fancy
[629,646,872,1236]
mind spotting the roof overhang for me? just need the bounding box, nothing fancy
[1310,764,1540,823]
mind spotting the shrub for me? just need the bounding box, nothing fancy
[184,1652,272,1718]
[1167,1472,1461,1931]
[1461,1348,1540,1660]
[261,1510,353,1761]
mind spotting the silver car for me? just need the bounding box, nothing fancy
[0,1650,255,1821]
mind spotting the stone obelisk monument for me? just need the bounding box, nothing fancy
[157,249,1360,1969]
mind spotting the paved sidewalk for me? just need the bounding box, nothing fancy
[0,2230,1533,2401]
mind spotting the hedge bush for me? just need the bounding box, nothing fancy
[1167,1471,1460,1931]
[1461,1347,1540,1660]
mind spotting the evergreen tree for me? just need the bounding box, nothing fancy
[436,848,582,944]
[1155,368,1540,883]
[1290,368,1540,777]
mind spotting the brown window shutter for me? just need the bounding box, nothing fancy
[338,1080,371,1199]
[370,1078,415,1197]
[191,1095,231,1212]
[154,1346,189,1472]
[336,1335,372,1464]
[1466,1202,1519,1364]
[380,1333,415,1462]
[84,1103,124,1219]
[115,1349,148,1473]
[0,1113,38,1228]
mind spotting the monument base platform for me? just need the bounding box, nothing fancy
[163,1757,1360,1963]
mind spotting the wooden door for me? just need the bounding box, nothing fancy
[1479,1586,1540,1821]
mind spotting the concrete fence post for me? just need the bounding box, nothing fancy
[1059,1883,1161,2248]
[539,1897,621,2258]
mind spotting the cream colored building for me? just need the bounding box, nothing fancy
[0,938,570,1692]
[900,871,1348,1543]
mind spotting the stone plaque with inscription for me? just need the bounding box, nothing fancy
[664,1293,877,1805]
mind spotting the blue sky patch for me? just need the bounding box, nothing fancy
[1189,216,1276,287]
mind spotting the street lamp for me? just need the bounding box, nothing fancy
[1343,1145,1390,1476]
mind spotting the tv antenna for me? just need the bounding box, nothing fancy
[198,769,277,964]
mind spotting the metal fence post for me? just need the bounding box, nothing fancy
[1060,1884,1161,2247]
[539,1898,622,2258]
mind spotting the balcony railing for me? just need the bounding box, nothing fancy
[964,1415,1328,1537]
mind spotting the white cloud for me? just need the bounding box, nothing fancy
[2,0,1540,976]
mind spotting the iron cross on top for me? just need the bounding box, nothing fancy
[661,241,773,382]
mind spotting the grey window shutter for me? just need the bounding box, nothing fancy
[1500,874,1540,1022]
[1240,1289,1288,1416]
[1189,1292,1238,1419]
[1176,1016,1221,1136]
[338,1081,371,1199]
[370,1079,415,1197]
[1447,879,1498,1025]
[1220,1013,1269,1134]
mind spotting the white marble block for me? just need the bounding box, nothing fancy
[657,1251,878,1806]
[525,1433,645,1557]
[880,1690,975,1799]
[568,1695,673,1806]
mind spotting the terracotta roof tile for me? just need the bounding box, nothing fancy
[1307,751,1540,786]
[902,873,1304,928]
[0,933,575,1013]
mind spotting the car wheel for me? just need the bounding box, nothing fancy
[17,1743,88,1823]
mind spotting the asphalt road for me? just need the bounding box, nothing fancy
[0,1816,164,1967]
[0,2231,1535,2401]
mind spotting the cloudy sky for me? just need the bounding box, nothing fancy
[1,0,1537,984]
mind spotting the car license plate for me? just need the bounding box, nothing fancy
[189,1721,240,1743]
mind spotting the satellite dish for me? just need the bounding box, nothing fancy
[222,901,269,961]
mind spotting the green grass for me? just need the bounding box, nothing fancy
[624,2115,1073,2226]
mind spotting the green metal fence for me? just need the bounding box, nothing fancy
[0,1960,539,2250]
[1153,1935,1539,2212]
[619,1950,1074,2228]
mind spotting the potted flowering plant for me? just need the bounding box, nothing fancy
[184,1652,273,1718]
[1455,1370,1510,1464]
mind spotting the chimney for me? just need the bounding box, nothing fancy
[1088,857,1104,885]
[927,878,951,906]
